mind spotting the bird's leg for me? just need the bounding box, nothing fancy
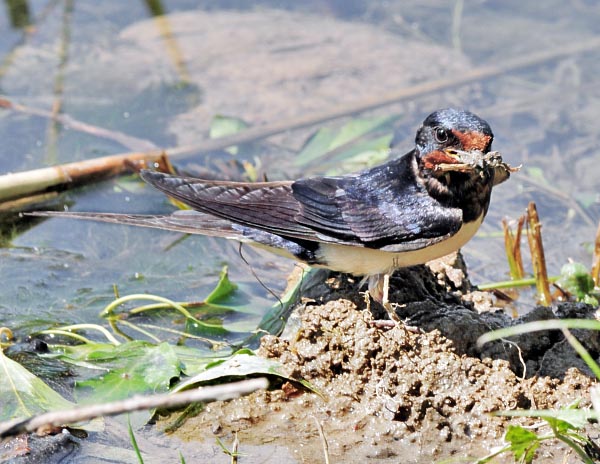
[368,273,400,323]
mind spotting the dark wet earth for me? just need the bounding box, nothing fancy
[156,255,598,463]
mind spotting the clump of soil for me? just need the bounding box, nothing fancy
[172,254,598,462]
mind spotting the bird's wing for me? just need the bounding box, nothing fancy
[291,162,464,252]
[140,171,318,240]
[141,166,464,252]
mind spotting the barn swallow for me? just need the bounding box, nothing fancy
[29,108,515,321]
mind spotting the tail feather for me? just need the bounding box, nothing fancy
[25,211,244,240]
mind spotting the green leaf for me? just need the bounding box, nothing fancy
[0,349,75,421]
[325,134,392,173]
[75,341,182,403]
[556,262,595,301]
[543,416,579,434]
[209,115,249,154]
[46,342,121,369]
[496,408,591,430]
[525,166,549,185]
[172,345,233,376]
[329,117,390,150]
[504,425,539,463]
[184,315,228,337]
[244,267,323,346]
[295,128,337,166]
[295,116,396,166]
[127,417,144,462]
[204,266,238,304]
[172,352,309,393]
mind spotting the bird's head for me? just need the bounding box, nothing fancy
[415,108,494,168]
[413,108,513,189]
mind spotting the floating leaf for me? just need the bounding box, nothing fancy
[45,342,119,369]
[0,349,74,422]
[295,116,396,166]
[324,135,392,174]
[204,266,238,304]
[330,117,392,148]
[173,352,296,393]
[74,341,182,403]
[209,115,249,154]
[295,127,337,166]
[173,345,234,376]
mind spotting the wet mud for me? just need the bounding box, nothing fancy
[170,254,598,463]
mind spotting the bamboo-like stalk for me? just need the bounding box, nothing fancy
[0,191,59,213]
[0,150,167,203]
[526,202,552,306]
[502,216,525,280]
[513,215,525,278]
[592,221,600,287]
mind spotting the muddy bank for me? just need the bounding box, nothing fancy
[170,254,598,463]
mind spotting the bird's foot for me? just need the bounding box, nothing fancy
[367,273,421,332]
[368,273,400,322]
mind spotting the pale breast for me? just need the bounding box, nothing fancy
[314,214,484,276]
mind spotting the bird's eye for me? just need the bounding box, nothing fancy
[434,127,449,143]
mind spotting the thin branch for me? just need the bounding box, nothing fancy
[0,377,268,438]
[0,96,158,151]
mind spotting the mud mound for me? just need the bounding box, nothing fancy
[173,258,596,462]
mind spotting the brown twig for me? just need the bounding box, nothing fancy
[0,96,158,151]
[166,35,600,160]
[0,191,60,213]
[517,172,596,227]
[526,202,552,306]
[313,416,330,464]
[0,377,268,438]
[502,216,525,280]
[513,216,526,279]
[592,221,600,287]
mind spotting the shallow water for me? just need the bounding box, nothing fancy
[1,0,599,461]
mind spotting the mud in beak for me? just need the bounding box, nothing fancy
[436,149,519,186]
